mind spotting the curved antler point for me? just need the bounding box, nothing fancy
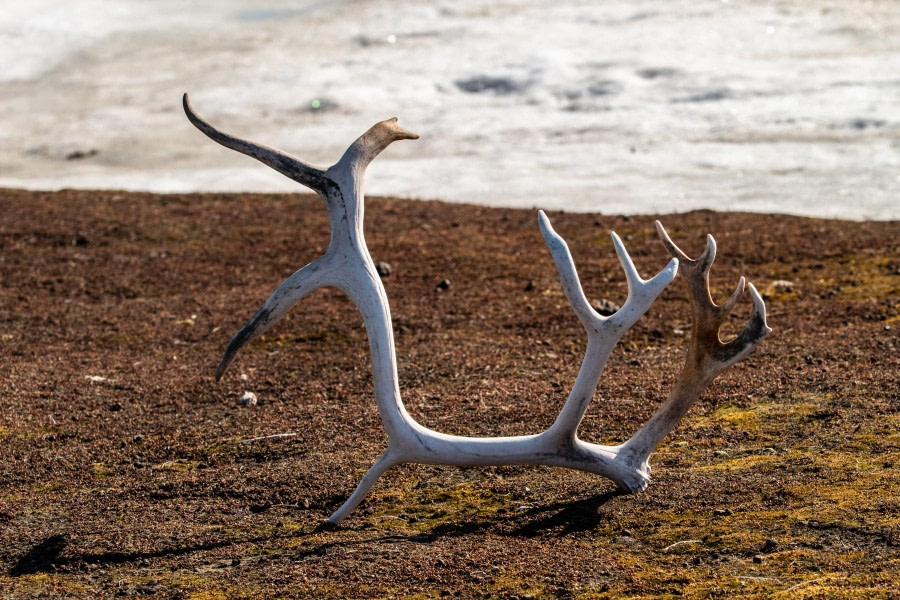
[746,282,773,335]
[701,234,717,262]
[537,211,559,246]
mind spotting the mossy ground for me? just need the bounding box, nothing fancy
[0,189,896,598]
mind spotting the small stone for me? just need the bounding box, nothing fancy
[713,450,729,458]
[713,508,733,517]
[375,261,392,277]
[763,538,779,553]
[108,402,123,412]
[753,554,764,564]
[133,434,145,443]
[591,298,620,316]
[66,148,99,161]
[239,391,258,406]
[436,279,451,291]
[621,529,633,536]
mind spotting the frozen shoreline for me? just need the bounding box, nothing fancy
[1,0,897,220]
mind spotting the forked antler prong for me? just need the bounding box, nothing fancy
[538,212,678,333]
[539,211,678,441]
[618,222,771,468]
[654,221,771,374]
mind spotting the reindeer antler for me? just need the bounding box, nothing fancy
[185,97,770,524]
[618,223,772,468]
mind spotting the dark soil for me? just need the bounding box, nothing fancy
[0,188,897,598]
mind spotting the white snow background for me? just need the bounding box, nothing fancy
[1,0,897,219]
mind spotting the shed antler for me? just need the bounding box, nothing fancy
[617,223,772,472]
[185,95,770,524]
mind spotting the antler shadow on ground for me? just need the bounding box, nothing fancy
[10,490,622,578]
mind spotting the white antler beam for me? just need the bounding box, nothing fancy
[185,96,770,524]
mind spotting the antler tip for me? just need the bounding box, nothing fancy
[537,210,555,239]
[182,92,202,125]
[746,282,773,336]
[214,362,227,382]
[655,221,691,262]
[609,231,630,260]
[665,256,680,276]
[701,233,717,260]
[654,220,666,237]
[608,230,626,259]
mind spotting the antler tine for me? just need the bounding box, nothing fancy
[537,211,597,329]
[654,220,691,262]
[713,281,771,369]
[183,93,335,195]
[695,234,717,277]
[610,232,642,296]
[721,276,746,317]
[215,257,334,380]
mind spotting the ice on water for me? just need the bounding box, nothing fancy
[0,0,897,219]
